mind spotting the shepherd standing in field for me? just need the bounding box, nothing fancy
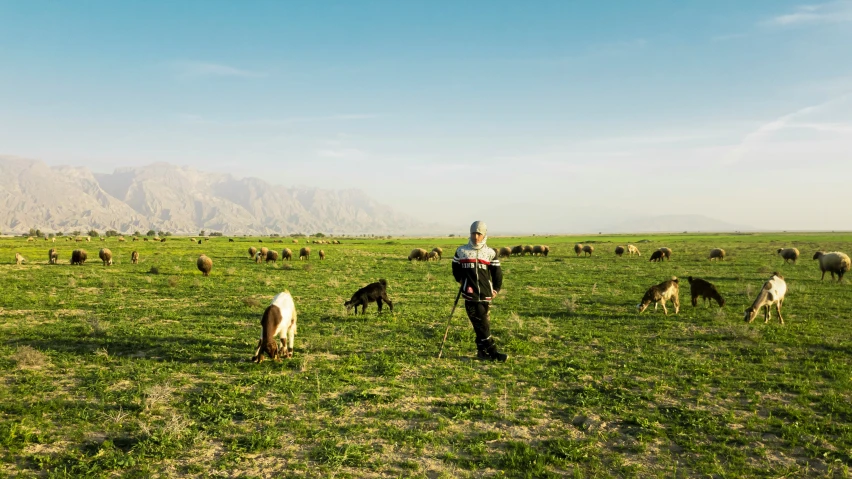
[452,221,507,362]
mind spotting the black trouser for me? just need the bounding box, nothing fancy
[464,300,493,347]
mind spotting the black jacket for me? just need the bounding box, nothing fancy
[452,243,503,302]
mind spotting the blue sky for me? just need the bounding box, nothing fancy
[1,1,851,232]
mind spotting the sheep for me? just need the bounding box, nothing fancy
[258,247,269,263]
[431,247,443,260]
[637,277,679,315]
[532,245,547,256]
[292,239,298,244]
[523,245,534,256]
[687,277,725,308]
[498,247,512,258]
[132,237,138,242]
[615,246,625,257]
[71,249,87,265]
[26,236,34,242]
[86,237,90,242]
[281,248,293,260]
[98,248,113,266]
[574,243,583,256]
[541,245,550,256]
[131,251,139,264]
[708,248,726,261]
[813,251,851,282]
[511,245,524,256]
[197,239,202,245]
[659,247,672,260]
[76,237,83,242]
[190,238,196,242]
[408,248,428,261]
[251,291,298,362]
[143,237,149,242]
[744,273,786,324]
[15,252,25,265]
[299,247,311,260]
[245,247,256,260]
[582,245,594,256]
[777,248,800,264]
[344,279,394,314]
[627,244,641,256]
[197,255,213,276]
[319,250,326,260]
[118,236,125,242]
[266,250,279,264]
[649,250,664,262]
[161,238,166,243]
[229,238,234,242]
[426,250,440,261]
[100,237,105,241]
[48,248,58,264]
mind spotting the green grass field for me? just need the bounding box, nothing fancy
[2,233,851,478]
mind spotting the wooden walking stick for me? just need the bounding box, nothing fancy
[437,285,464,359]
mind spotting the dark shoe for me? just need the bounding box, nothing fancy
[476,338,508,362]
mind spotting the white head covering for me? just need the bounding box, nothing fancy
[468,220,488,250]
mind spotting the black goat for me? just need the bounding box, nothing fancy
[687,276,725,307]
[344,279,394,314]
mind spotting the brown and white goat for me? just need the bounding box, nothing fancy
[744,273,786,324]
[251,292,298,362]
[637,277,679,315]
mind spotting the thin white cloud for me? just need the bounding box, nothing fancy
[763,1,852,26]
[316,148,368,160]
[174,61,265,78]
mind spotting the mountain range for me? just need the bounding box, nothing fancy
[0,156,426,235]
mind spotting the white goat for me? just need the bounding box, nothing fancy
[743,273,787,324]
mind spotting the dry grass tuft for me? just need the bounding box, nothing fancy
[145,384,173,410]
[303,264,313,272]
[167,276,179,288]
[11,345,50,369]
[68,277,77,287]
[87,316,107,335]
[242,297,261,308]
[563,295,580,314]
[327,278,339,288]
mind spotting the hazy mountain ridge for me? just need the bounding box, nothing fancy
[0,157,425,235]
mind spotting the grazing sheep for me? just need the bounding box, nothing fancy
[292,239,298,244]
[15,252,25,265]
[615,246,625,257]
[637,277,680,315]
[248,246,258,259]
[197,255,213,276]
[190,238,196,242]
[86,237,90,242]
[319,250,326,260]
[574,243,583,256]
[229,238,234,242]
[161,238,166,243]
[48,248,58,264]
[523,245,534,256]
[813,251,851,282]
[511,245,524,256]
[265,250,279,264]
[132,237,138,242]
[659,247,672,260]
[541,245,550,256]
[100,237,105,241]
[98,248,113,266]
[131,251,139,264]
[143,238,149,242]
[687,277,725,308]
[777,248,800,264]
[281,248,293,260]
[649,250,664,262]
[744,273,786,324]
[26,237,34,242]
[76,237,83,242]
[582,245,594,256]
[408,248,428,261]
[627,244,641,256]
[498,247,512,258]
[257,247,269,263]
[532,245,546,256]
[251,291,298,362]
[118,236,125,242]
[345,279,394,314]
[426,250,440,261]
[431,247,443,260]
[197,239,202,245]
[708,248,726,261]
[299,247,311,260]
[71,249,87,265]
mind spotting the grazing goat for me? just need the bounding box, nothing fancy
[251,291,298,362]
[649,249,665,262]
[687,277,725,307]
[615,246,625,257]
[431,247,443,260]
[511,245,524,256]
[426,250,440,261]
[15,253,25,265]
[708,248,725,261]
[281,248,293,260]
[582,245,594,256]
[813,251,851,282]
[71,249,87,265]
[299,247,311,260]
[659,247,672,260]
[48,248,58,264]
[98,248,113,266]
[408,248,428,261]
[574,243,583,256]
[637,277,680,315]
[131,251,139,264]
[197,255,213,276]
[344,279,394,314]
[777,248,799,264]
[248,246,258,259]
[744,273,786,324]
